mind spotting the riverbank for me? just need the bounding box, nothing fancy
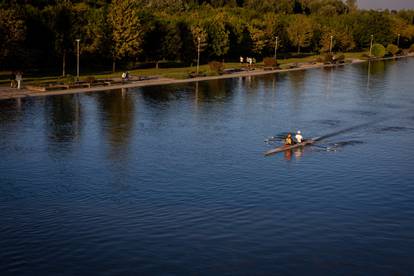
[0,55,412,101]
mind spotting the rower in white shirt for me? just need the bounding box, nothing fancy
[295,130,303,143]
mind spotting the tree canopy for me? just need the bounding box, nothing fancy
[0,0,413,71]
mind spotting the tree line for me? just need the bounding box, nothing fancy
[1,0,414,74]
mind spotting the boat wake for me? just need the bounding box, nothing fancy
[376,126,414,133]
[315,140,365,152]
[314,118,382,142]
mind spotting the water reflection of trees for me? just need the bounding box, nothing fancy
[0,98,34,145]
[0,99,25,125]
[260,73,286,91]
[96,89,135,159]
[45,94,82,143]
[367,60,386,76]
[288,70,306,92]
[321,66,337,97]
[364,60,388,97]
[140,85,186,104]
[195,79,234,102]
[288,70,307,111]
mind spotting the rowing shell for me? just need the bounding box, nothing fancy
[264,139,316,156]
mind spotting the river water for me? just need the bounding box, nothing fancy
[1,59,414,275]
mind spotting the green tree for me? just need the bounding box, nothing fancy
[162,21,183,61]
[140,13,163,64]
[0,8,26,67]
[346,0,357,13]
[204,13,230,57]
[262,13,284,56]
[176,19,196,64]
[79,5,111,58]
[319,29,334,53]
[248,19,267,56]
[307,0,348,16]
[225,12,250,58]
[390,15,414,47]
[371,43,385,58]
[350,11,394,49]
[319,26,355,53]
[244,0,293,14]
[108,0,143,72]
[2,0,414,71]
[191,25,208,61]
[335,29,355,52]
[43,1,74,76]
[136,0,187,13]
[386,43,399,56]
[287,14,314,53]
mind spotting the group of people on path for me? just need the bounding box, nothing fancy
[285,131,303,145]
[240,56,256,68]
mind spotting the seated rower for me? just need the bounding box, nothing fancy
[295,130,303,143]
[285,133,295,145]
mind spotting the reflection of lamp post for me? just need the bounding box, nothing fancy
[76,39,80,81]
[369,35,373,57]
[196,36,201,76]
[397,33,400,47]
[330,35,333,53]
[274,36,278,59]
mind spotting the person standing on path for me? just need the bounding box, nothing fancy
[15,72,22,89]
[10,72,16,88]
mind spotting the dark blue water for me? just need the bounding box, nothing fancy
[1,59,414,275]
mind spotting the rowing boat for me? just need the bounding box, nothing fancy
[264,139,316,156]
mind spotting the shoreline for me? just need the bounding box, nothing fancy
[0,55,412,101]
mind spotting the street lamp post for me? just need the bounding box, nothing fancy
[196,37,201,76]
[76,39,80,82]
[369,35,374,57]
[274,36,278,59]
[330,35,333,54]
[397,33,400,47]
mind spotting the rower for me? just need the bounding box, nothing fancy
[295,130,303,143]
[285,133,294,145]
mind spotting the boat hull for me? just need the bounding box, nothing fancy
[264,140,315,156]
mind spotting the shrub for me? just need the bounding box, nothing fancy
[386,44,399,56]
[333,54,345,63]
[85,76,96,83]
[371,43,386,58]
[409,44,414,53]
[64,74,75,84]
[263,57,277,67]
[208,61,224,75]
[315,56,324,63]
[323,53,334,63]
